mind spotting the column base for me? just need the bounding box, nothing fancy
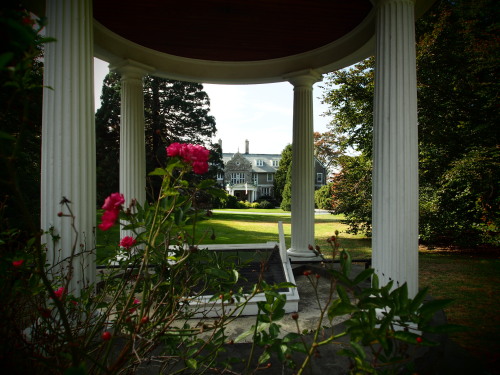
[287,248,323,263]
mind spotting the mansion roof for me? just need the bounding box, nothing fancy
[222,152,281,173]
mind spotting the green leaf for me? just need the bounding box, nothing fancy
[273,281,296,289]
[186,358,198,370]
[205,267,230,280]
[288,342,308,353]
[269,322,280,338]
[0,52,14,69]
[337,284,350,303]
[258,351,271,364]
[328,298,358,319]
[197,179,216,190]
[234,326,255,343]
[341,250,352,276]
[283,332,301,343]
[353,268,374,285]
[372,273,379,289]
[350,341,367,360]
[409,286,429,311]
[328,269,352,286]
[148,167,168,176]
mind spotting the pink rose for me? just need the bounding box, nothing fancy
[53,287,65,300]
[120,236,137,250]
[12,259,24,268]
[99,193,124,231]
[102,193,125,211]
[98,209,119,231]
[166,143,210,174]
[166,142,183,157]
[192,161,209,174]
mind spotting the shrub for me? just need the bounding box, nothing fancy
[258,200,274,209]
[315,183,333,210]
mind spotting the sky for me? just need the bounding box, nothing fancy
[94,58,332,155]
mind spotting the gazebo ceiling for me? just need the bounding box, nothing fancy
[93,0,373,62]
[90,0,434,83]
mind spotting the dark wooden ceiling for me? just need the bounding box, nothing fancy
[93,0,372,62]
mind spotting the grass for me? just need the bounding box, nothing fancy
[96,208,499,371]
[190,211,372,259]
[418,247,500,371]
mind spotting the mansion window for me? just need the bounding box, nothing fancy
[216,172,224,180]
[252,173,258,184]
[272,160,279,167]
[261,187,272,196]
[231,173,245,184]
[256,159,264,166]
[267,173,273,182]
[316,173,323,184]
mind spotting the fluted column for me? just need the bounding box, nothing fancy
[285,70,323,261]
[41,0,95,293]
[372,0,419,296]
[111,60,152,239]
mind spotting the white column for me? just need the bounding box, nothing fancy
[41,0,95,293]
[372,0,419,296]
[285,70,322,261]
[111,60,152,238]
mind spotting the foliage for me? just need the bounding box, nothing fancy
[235,235,460,374]
[319,0,500,245]
[330,155,372,236]
[0,5,45,235]
[314,130,341,172]
[211,190,240,209]
[314,183,333,210]
[280,168,292,211]
[273,144,292,204]
[257,200,274,209]
[321,57,374,157]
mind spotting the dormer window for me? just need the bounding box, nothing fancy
[256,159,264,166]
[272,160,279,167]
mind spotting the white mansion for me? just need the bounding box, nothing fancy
[217,140,327,202]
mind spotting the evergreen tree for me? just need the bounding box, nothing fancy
[273,144,292,205]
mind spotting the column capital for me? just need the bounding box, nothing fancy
[374,0,416,7]
[284,69,322,88]
[110,59,154,80]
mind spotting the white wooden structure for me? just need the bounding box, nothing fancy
[39,0,434,297]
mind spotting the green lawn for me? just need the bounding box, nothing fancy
[190,211,371,259]
[95,209,372,262]
[418,247,500,371]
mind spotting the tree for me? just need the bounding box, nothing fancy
[319,0,500,246]
[314,130,341,172]
[0,5,44,234]
[273,144,292,206]
[95,74,220,203]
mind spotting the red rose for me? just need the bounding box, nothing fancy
[120,236,137,250]
[102,193,125,211]
[12,259,24,268]
[53,287,65,300]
